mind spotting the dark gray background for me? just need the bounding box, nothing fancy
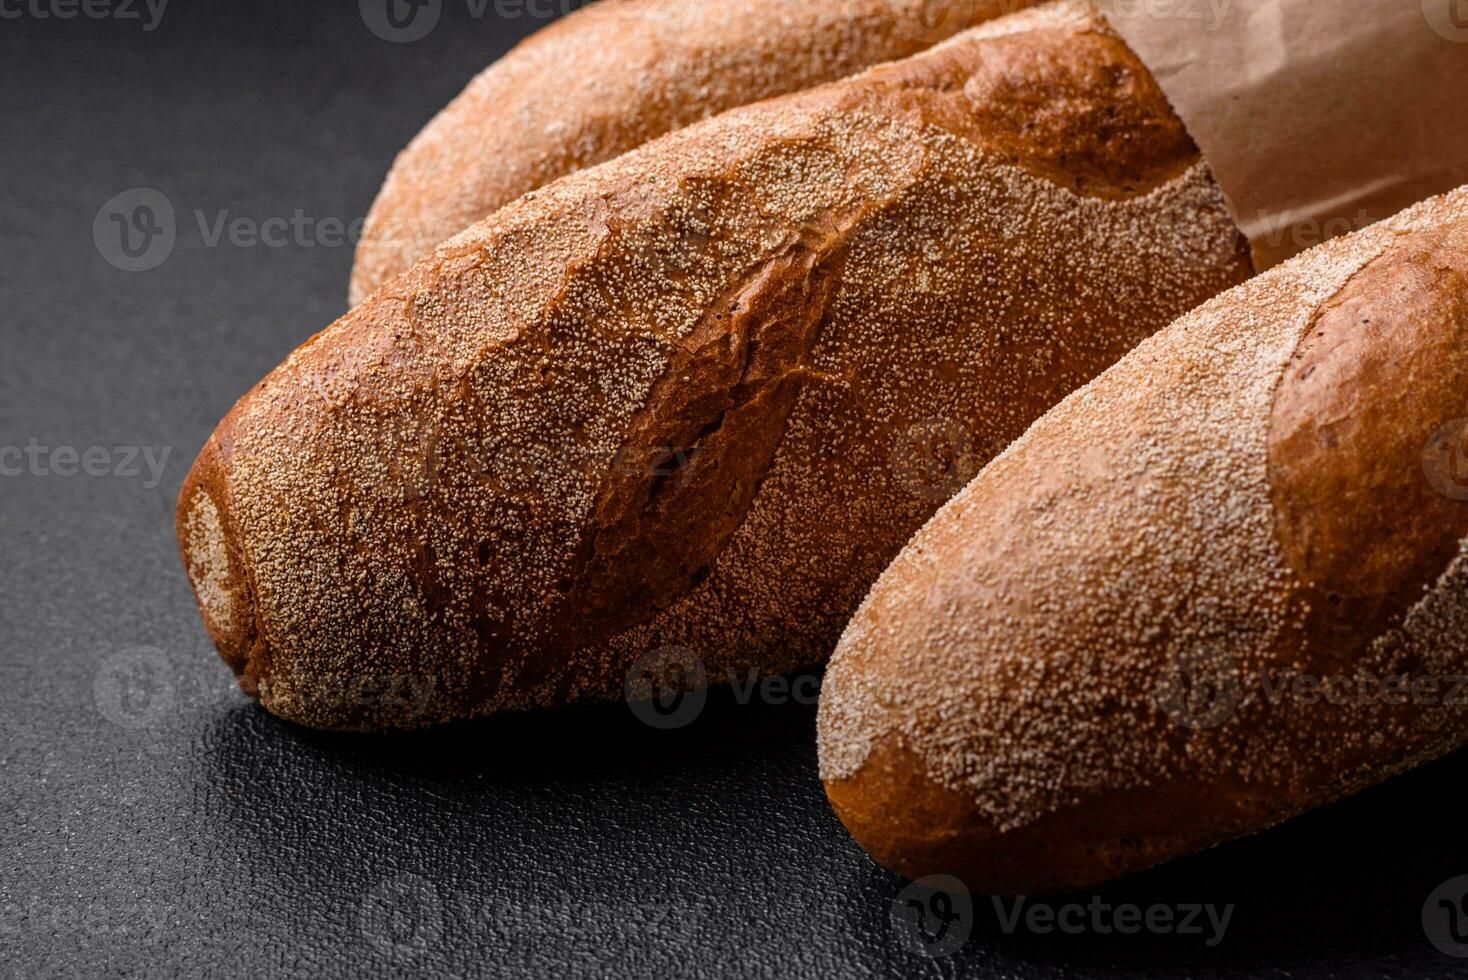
[3,1,1468,977]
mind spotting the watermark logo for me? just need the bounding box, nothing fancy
[1096,0,1233,32]
[93,645,175,730]
[93,187,175,272]
[93,188,423,274]
[891,0,1000,46]
[1423,0,1468,42]
[360,0,441,42]
[890,416,981,504]
[1152,644,1241,730]
[1423,875,1468,957]
[891,874,974,958]
[359,873,446,963]
[1424,418,1468,501]
[623,648,822,729]
[360,0,593,42]
[625,645,708,730]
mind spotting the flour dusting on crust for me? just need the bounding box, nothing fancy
[818,188,1468,837]
[180,1,1254,729]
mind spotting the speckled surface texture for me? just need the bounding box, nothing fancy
[2,2,1467,976]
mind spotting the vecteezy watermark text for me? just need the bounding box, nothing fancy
[0,0,167,30]
[93,187,425,273]
[358,0,1234,48]
[624,645,820,729]
[358,874,706,966]
[359,0,781,44]
[0,440,170,488]
[1155,650,1468,730]
[193,209,366,251]
[359,0,589,43]
[90,643,439,734]
[890,875,1234,958]
[992,895,1235,946]
[254,673,436,721]
[1255,208,1376,254]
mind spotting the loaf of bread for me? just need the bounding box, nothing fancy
[179,1,1251,730]
[349,0,1042,305]
[819,186,1468,894]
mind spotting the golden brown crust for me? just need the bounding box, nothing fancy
[1270,222,1468,659]
[833,738,1274,895]
[178,2,1251,730]
[349,0,1046,306]
[954,26,1196,196]
[818,188,1468,895]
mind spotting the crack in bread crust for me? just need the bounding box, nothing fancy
[178,3,1252,729]
[564,217,859,651]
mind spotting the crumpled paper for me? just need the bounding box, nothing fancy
[1106,0,1468,267]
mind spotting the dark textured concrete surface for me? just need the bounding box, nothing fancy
[2,2,1466,976]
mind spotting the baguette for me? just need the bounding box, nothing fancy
[179,2,1251,730]
[818,186,1468,894]
[349,0,1042,305]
